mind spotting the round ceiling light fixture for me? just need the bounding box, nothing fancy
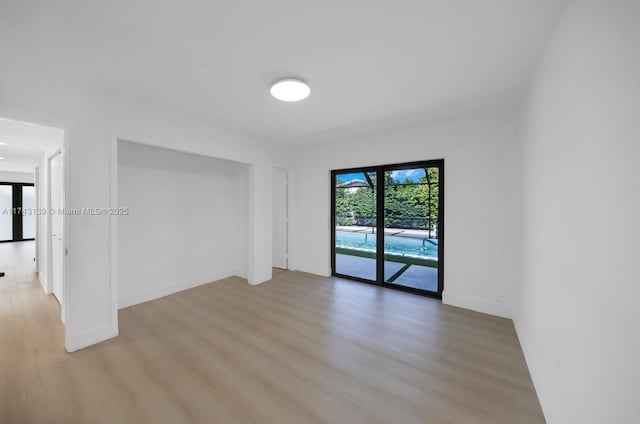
[270,78,310,102]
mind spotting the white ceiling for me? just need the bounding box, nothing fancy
[0,0,565,145]
[0,119,64,173]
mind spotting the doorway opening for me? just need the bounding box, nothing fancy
[116,140,250,309]
[0,117,66,323]
[331,160,444,298]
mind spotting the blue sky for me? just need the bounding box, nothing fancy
[336,169,425,183]
[336,172,367,183]
[390,169,425,182]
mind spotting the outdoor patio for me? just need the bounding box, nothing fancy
[335,253,438,292]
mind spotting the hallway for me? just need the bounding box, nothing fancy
[0,241,67,421]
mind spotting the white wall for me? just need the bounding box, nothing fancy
[288,111,522,318]
[272,167,288,269]
[117,141,248,308]
[0,170,34,183]
[517,1,640,422]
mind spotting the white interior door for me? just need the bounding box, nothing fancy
[272,168,288,269]
[50,152,64,306]
[34,167,40,270]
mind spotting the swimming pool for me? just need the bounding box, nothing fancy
[335,230,438,259]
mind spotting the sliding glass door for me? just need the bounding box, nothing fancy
[22,186,36,239]
[0,182,36,243]
[331,160,444,298]
[333,169,378,281]
[0,185,13,242]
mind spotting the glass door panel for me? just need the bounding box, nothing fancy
[383,166,440,294]
[0,185,13,241]
[22,186,36,239]
[333,170,378,281]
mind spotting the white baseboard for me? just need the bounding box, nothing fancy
[65,323,118,353]
[118,273,236,309]
[442,291,512,319]
[513,317,555,424]
[38,272,50,294]
[294,266,331,278]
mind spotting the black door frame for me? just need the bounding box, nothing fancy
[330,159,444,299]
[0,182,36,243]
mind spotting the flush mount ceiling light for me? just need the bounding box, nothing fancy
[270,78,310,102]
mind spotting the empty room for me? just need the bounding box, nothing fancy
[0,1,638,423]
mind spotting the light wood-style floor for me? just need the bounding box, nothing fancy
[1,243,544,423]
